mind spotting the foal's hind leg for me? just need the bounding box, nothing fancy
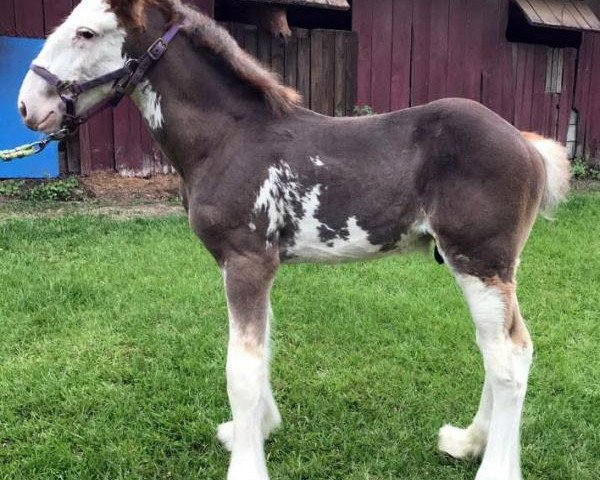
[440,274,532,480]
[218,254,280,480]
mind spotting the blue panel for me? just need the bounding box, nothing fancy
[0,36,59,179]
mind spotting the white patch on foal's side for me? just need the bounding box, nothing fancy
[253,161,300,244]
[252,162,424,261]
[132,80,165,130]
[309,155,324,167]
[285,184,382,262]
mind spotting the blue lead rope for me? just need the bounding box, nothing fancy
[0,129,69,162]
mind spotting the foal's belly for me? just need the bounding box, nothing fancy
[280,214,426,264]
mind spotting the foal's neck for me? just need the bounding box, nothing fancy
[125,15,274,177]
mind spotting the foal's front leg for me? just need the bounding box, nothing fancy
[219,253,280,480]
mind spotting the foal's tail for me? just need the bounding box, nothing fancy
[522,132,571,219]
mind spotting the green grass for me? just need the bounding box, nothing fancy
[0,192,598,480]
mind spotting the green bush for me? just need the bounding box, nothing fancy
[571,157,600,180]
[0,180,25,198]
[0,177,83,201]
[352,105,374,116]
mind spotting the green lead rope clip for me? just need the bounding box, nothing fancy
[0,128,70,162]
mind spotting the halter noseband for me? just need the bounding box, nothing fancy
[30,23,181,134]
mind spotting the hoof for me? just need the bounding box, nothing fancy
[438,424,486,459]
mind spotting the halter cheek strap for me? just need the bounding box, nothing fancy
[30,23,181,134]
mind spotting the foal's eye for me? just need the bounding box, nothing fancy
[76,28,96,40]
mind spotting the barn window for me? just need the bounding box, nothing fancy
[545,48,563,93]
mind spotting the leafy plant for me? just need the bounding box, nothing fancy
[352,105,374,116]
[571,157,588,178]
[24,177,82,201]
[0,177,83,201]
[571,157,600,180]
[0,180,26,198]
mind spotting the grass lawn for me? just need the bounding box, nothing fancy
[0,192,598,480]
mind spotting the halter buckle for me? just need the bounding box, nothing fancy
[56,80,73,94]
[147,38,168,60]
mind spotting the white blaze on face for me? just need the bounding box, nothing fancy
[18,0,126,132]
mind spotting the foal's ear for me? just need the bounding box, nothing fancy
[107,0,148,29]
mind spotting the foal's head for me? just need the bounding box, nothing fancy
[17,0,139,133]
[18,0,300,134]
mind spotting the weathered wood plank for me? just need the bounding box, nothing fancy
[557,48,577,143]
[243,24,258,57]
[428,0,450,101]
[296,28,311,107]
[333,31,347,116]
[344,32,358,115]
[87,111,115,172]
[78,124,92,175]
[530,45,548,134]
[480,0,503,112]
[522,44,537,130]
[228,22,245,47]
[271,36,286,80]
[257,28,272,68]
[370,0,393,112]
[564,1,594,29]
[585,33,600,157]
[390,0,413,110]
[463,0,484,101]
[113,98,143,175]
[140,123,156,176]
[44,0,72,36]
[410,0,431,106]
[353,0,373,106]
[527,0,562,26]
[572,1,600,30]
[513,44,528,129]
[310,29,325,113]
[321,30,336,115]
[66,135,81,175]
[573,32,594,150]
[445,0,467,98]
[546,0,584,30]
[284,31,298,89]
[514,0,544,24]
[0,0,16,35]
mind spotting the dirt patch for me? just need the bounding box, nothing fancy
[79,172,180,201]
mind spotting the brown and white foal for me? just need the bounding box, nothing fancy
[18,1,571,479]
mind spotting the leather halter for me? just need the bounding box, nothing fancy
[30,23,181,133]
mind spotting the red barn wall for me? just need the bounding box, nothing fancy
[352,0,600,162]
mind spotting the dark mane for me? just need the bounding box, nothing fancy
[110,0,302,115]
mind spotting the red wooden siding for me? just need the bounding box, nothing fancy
[353,0,600,161]
[3,0,600,171]
[574,31,600,161]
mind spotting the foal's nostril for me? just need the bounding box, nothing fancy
[19,102,27,119]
